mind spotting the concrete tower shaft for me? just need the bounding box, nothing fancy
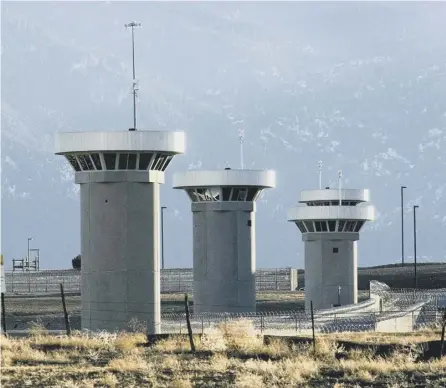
[56,131,185,334]
[287,188,375,311]
[173,169,275,313]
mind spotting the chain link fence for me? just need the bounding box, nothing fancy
[5,267,298,295]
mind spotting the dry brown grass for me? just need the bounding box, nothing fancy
[1,320,446,388]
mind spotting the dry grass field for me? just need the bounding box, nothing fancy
[1,320,445,388]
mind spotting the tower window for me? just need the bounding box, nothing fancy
[304,221,315,232]
[118,153,129,169]
[127,153,137,169]
[246,188,259,202]
[90,153,102,170]
[104,153,117,170]
[138,153,153,170]
[222,187,231,201]
[296,221,307,234]
[77,155,90,171]
[66,155,81,171]
[333,247,339,253]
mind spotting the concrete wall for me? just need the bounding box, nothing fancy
[79,172,161,334]
[303,232,359,311]
[192,201,256,313]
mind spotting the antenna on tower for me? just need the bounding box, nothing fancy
[338,169,343,207]
[125,21,142,131]
[238,128,245,169]
[318,161,323,189]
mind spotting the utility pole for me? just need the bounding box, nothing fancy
[401,186,407,267]
[161,206,167,270]
[125,21,142,130]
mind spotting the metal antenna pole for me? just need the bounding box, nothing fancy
[238,129,245,169]
[338,170,343,207]
[125,21,142,130]
[318,161,323,189]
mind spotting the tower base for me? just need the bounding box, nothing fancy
[77,171,161,334]
[192,202,256,313]
[303,232,359,311]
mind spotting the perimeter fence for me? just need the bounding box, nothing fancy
[2,282,445,335]
[4,268,298,295]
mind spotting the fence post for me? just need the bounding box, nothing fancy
[310,300,316,355]
[201,316,204,336]
[440,309,446,358]
[60,283,71,336]
[260,316,264,333]
[184,294,195,352]
[1,293,7,336]
[275,269,278,290]
[28,273,31,293]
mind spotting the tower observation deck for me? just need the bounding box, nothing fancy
[56,130,185,334]
[173,169,275,313]
[287,188,375,310]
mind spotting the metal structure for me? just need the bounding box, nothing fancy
[288,187,376,310]
[173,169,276,313]
[55,130,185,334]
[12,241,40,272]
[124,21,142,130]
[5,282,444,334]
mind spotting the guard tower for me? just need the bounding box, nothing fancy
[287,188,375,310]
[55,130,185,334]
[173,169,276,313]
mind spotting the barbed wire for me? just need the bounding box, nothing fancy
[2,279,445,335]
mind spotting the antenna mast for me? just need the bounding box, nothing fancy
[238,129,245,169]
[338,169,343,207]
[125,21,142,130]
[318,161,323,189]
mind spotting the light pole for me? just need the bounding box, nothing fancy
[27,237,32,271]
[161,206,167,270]
[413,205,419,289]
[401,186,407,267]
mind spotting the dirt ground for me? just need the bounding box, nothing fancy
[1,321,445,388]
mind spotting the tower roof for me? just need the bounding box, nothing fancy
[299,189,370,203]
[172,169,276,189]
[55,130,185,155]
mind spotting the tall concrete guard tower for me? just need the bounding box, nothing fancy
[56,131,184,334]
[172,169,276,313]
[287,188,375,310]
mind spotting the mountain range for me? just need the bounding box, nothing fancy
[1,1,446,270]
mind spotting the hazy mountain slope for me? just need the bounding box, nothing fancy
[1,2,446,270]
